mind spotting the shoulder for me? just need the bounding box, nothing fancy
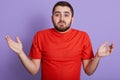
[36,28,52,34]
[32,28,52,39]
[71,28,89,36]
[34,28,54,36]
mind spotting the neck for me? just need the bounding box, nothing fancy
[55,28,71,34]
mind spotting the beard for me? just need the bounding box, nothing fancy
[52,20,72,32]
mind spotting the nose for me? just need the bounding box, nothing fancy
[60,15,64,21]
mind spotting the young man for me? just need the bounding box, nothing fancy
[5,1,114,80]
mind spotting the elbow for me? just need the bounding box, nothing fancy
[29,70,38,76]
[28,67,39,76]
[85,72,93,76]
[84,69,94,76]
[31,72,37,76]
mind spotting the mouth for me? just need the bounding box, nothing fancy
[58,22,66,27]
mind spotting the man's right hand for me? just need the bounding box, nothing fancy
[5,35,23,55]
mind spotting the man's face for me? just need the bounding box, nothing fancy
[52,6,73,32]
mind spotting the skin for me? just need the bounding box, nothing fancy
[52,6,73,32]
[5,6,114,76]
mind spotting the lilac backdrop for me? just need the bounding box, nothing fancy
[0,0,120,80]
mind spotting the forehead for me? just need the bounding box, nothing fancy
[54,6,71,13]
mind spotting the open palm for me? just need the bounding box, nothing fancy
[97,42,114,57]
[5,35,23,54]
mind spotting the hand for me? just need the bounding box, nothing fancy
[5,35,23,55]
[96,42,114,57]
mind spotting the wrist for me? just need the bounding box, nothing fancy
[95,52,102,59]
[17,50,24,56]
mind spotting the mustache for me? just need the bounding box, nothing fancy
[58,21,66,23]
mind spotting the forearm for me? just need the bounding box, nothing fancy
[5,35,40,75]
[83,42,114,76]
[85,54,101,75]
[18,51,39,75]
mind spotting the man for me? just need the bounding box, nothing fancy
[5,1,114,80]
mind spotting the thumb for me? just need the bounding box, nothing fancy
[16,36,21,44]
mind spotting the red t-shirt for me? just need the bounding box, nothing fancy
[29,28,94,80]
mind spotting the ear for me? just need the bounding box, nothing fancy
[71,17,74,24]
[51,15,53,22]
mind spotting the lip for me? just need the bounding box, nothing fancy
[58,22,65,26]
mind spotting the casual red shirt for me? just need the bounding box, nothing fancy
[29,28,94,80]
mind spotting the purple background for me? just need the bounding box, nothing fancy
[0,0,120,80]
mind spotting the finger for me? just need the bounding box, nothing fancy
[5,35,9,40]
[101,41,109,47]
[108,48,112,53]
[5,35,12,41]
[109,43,114,49]
[110,43,114,52]
[16,36,21,44]
[108,43,114,53]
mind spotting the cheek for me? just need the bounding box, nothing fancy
[66,18,72,23]
[53,17,60,23]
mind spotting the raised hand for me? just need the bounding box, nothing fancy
[5,35,23,55]
[96,42,114,57]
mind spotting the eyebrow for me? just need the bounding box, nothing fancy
[54,11,70,14]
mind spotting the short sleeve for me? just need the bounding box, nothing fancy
[29,32,42,59]
[81,32,94,60]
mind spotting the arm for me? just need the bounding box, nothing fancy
[5,35,40,75]
[82,42,114,76]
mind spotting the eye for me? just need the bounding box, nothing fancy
[64,14,70,17]
[54,13,60,17]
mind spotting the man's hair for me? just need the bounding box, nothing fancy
[52,1,74,17]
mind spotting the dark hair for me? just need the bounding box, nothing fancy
[52,1,74,17]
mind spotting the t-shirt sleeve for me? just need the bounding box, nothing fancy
[29,32,42,59]
[81,32,94,60]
